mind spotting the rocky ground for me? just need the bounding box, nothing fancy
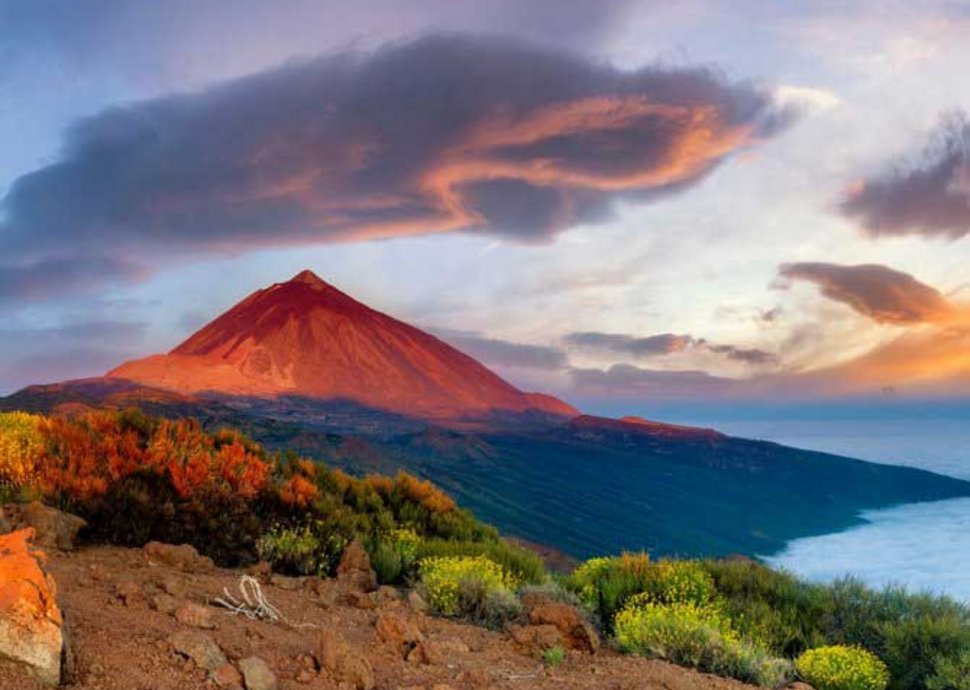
[0,531,766,690]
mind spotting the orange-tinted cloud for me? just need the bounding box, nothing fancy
[778,262,957,325]
[0,34,793,298]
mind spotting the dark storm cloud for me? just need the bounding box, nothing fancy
[570,363,739,398]
[0,33,793,298]
[841,112,970,239]
[564,331,777,365]
[778,262,956,325]
[432,329,568,370]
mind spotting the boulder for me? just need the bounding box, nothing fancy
[374,611,424,653]
[508,624,564,652]
[405,637,470,666]
[168,630,227,672]
[144,541,214,573]
[2,502,86,551]
[336,539,377,592]
[316,629,375,690]
[0,529,67,686]
[238,656,278,690]
[527,600,599,653]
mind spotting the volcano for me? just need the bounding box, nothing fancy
[107,270,577,420]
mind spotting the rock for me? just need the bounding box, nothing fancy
[158,575,188,598]
[375,611,424,653]
[150,593,180,615]
[247,560,272,579]
[175,602,216,629]
[406,590,428,614]
[115,580,146,606]
[508,624,564,652]
[270,574,303,590]
[336,539,377,592]
[527,600,599,653]
[0,529,67,686]
[239,656,278,690]
[168,630,227,672]
[406,638,470,666]
[212,662,244,690]
[316,629,375,690]
[374,585,400,605]
[2,502,87,551]
[342,590,377,609]
[144,541,214,573]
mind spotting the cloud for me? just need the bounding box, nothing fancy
[432,329,568,370]
[570,363,740,399]
[778,262,956,325]
[0,33,793,299]
[564,331,777,365]
[0,257,147,302]
[841,111,970,239]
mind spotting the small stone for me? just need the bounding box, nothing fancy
[211,662,244,689]
[151,593,180,615]
[144,541,214,573]
[406,590,428,614]
[159,575,188,598]
[295,668,315,683]
[115,580,145,606]
[175,601,215,629]
[238,656,278,690]
[247,560,272,579]
[168,630,227,672]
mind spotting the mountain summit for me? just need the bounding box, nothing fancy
[108,270,577,419]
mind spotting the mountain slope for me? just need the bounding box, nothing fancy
[108,270,577,419]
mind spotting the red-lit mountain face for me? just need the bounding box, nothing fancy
[108,270,578,420]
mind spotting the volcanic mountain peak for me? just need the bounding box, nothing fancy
[108,270,578,420]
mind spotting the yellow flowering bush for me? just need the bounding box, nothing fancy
[390,527,421,563]
[795,646,889,690]
[418,555,515,616]
[641,559,716,606]
[0,411,43,496]
[615,599,792,686]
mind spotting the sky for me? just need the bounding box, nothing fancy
[1,0,969,405]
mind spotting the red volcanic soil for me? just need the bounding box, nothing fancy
[108,270,578,420]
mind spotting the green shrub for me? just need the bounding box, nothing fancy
[418,555,515,616]
[256,521,350,576]
[703,558,830,656]
[543,645,566,667]
[568,553,653,628]
[519,581,581,607]
[415,538,545,585]
[456,578,523,629]
[927,650,970,690]
[370,541,404,584]
[796,646,889,690]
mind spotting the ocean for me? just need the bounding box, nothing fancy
[589,399,970,600]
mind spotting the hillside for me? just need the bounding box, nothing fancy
[4,385,969,559]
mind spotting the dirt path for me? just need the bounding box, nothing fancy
[2,545,759,690]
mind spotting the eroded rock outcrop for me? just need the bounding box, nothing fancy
[0,528,68,686]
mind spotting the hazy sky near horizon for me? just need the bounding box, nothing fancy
[1,0,969,402]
